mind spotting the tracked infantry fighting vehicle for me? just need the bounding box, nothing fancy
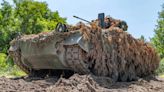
[9,13,160,81]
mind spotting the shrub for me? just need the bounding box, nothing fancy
[0,53,7,69]
[156,58,164,75]
[0,53,26,77]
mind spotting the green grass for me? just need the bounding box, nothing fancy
[160,74,164,78]
[0,65,26,78]
[0,53,26,78]
[156,58,164,76]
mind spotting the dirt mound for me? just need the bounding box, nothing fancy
[0,74,164,92]
[46,74,164,92]
[46,74,108,92]
[0,76,58,92]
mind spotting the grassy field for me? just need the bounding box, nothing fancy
[0,53,26,78]
[0,66,26,78]
[156,58,164,76]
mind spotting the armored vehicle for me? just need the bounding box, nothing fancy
[9,13,159,81]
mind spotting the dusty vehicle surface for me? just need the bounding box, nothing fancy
[9,13,160,81]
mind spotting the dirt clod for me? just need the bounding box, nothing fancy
[0,74,164,92]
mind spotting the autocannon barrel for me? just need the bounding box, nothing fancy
[73,15,91,23]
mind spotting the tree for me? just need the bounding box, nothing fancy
[140,35,146,42]
[151,4,164,58]
[0,0,66,53]
[13,0,66,34]
[0,0,15,53]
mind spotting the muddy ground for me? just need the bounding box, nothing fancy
[0,74,164,92]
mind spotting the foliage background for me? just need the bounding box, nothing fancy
[151,4,164,59]
[153,4,164,75]
[0,0,66,77]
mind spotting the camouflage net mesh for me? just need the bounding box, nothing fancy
[80,25,160,81]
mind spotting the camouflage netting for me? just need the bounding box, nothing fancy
[83,26,160,81]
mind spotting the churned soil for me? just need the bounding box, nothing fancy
[0,74,164,92]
